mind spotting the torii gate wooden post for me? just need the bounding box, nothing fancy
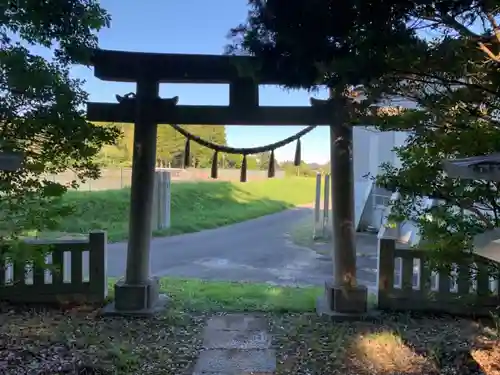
[311,92,368,316]
[87,49,369,317]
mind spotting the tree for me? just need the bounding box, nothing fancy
[229,1,500,110]
[0,2,119,252]
[224,154,258,170]
[228,0,426,93]
[228,0,500,271]
[280,160,314,177]
[376,95,500,272]
[256,151,271,170]
[96,122,133,166]
[97,123,230,168]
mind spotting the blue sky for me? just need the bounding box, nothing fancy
[67,0,331,164]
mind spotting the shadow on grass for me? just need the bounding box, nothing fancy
[55,178,316,242]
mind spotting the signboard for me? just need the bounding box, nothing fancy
[443,154,500,262]
[442,153,500,181]
[473,228,500,263]
[0,151,23,171]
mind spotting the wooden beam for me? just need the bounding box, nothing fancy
[229,78,259,108]
[86,101,331,125]
[91,49,281,84]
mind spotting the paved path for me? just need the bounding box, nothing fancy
[105,206,379,288]
[193,314,275,374]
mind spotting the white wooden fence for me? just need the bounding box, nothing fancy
[0,231,107,304]
[377,236,500,316]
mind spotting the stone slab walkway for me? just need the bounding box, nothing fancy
[193,314,275,374]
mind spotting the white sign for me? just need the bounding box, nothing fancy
[473,228,500,263]
[443,153,500,181]
[0,152,23,171]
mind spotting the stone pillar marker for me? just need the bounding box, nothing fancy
[313,173,322,239]
[152,169,171,231]
[311,91,368,318]
[102,79,168,316]
[322,173,330,239]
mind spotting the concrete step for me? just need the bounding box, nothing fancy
[193,314,275,374]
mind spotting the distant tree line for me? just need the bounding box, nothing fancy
[94,122,324,176]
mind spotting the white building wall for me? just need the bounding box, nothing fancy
[353,126,376,182]
[353,127,410,229]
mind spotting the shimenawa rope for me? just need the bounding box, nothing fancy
[116,93,316,181]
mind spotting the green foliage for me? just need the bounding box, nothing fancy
[224,153,258,170]
[256,151,271,170]
[229,1,500,98]
[280,161,315,177]
[54,178,317,242]
[96,123,229,168]
[228,0,427,91]
[377,102,500,270]
[0,1,118,262]
[231,0,500,271]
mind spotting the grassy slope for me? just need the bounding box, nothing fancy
[57,177,316,242]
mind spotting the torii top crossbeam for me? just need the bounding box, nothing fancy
[87,49,332,126]
[91,49,285,84]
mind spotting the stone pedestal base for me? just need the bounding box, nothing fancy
[101,277,168,317]
[316,281,380,321]
[325,281,367,313]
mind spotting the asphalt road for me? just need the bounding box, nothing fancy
[105,206,379,289]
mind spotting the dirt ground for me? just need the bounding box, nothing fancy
[273,312,500,375]
[1,304,499,374]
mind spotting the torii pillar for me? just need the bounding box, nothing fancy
[101,81,172,316]
[311,91,368,317]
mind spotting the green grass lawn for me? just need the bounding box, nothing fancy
[109,277,323,313]
[53,177,316,242]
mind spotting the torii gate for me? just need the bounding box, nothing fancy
[87,49,367,317]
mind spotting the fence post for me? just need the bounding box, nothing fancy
[377,238,396,309]
[313,173,322,239]
[120,168,124,189]
[88,231,107,302]
[322,173,331,239]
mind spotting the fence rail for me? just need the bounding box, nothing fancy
[44,168,285,191]
[0,231,107,304]
[377,237,500,316]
